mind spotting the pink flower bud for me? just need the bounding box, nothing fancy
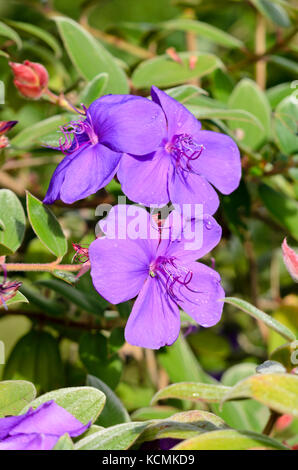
[282,238,298,282]
[9,60,48,99]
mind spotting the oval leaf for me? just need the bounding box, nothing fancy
[132,52,222,89]
[151,382,231,405]
[0,189,26,256]
[0,380,36,417]
[21,386,106,425]
[26,191,67,257]
[79,73,109,106]
[54,17,128,94]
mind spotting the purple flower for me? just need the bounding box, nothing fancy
[0,400,90,450]
[89,205,225,349]
[43,95,166,204]
[118,86,241,214]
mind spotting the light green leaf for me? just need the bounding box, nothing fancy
[53,433,74,450]
[223,297,296,342]
[2,291,29,308]
[79,73,109,106]
[54,17,128,94]
[0,189,26,256]
[228,78,271,149]
[274,95,298,155]
[75,422,148,450]
[87,375,130,427]
[187,106,264,129]
[251,0,291,27]
[173,429,288,450]
[165,84,208,103]
[0,380,36,417]
[266,82,294,108]
[11,114,70,149]
[151,382,231,405]
[21,387,106,425]
[132,52,222,89]
[0,21,22,49]
[160,19,244,49]
[26,191,67,257]
[259,184,298,241]
[222,373,298,417]
[6,20,62,57]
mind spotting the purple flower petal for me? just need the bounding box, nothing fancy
[58,144,121,204]
[151,86,201,138]
[89,234,157,305]
[158,211,222,263]
[9,401,89,438]
[169,171,220,215]
[89,95,166,155]
[0,433,55,450]
[43,149,80,204]
[174,262,225,327]
[191,130,241,194]
[117,149,172,206]
[125,276,180,349]
[0,410,33,440]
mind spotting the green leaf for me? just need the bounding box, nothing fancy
[79,73,109,106]
[160,19,244,49]
[228,78,271,150]
[19,283,65,316]
[223,297,296,342]
[267,82,294,108]
[274,95,298,155]
[0,21,22,49]
[3,330,65,393]
[37,279,104,314]
[157,334,212,384]
[137,410,227,444]
[151,382,231,405]
[214,363,269,433]
[0,189,26,256]
[259,184,298,241]
[269,55,298,76]
[165,84,208,103]
[26,191,67,257]
[21,386,106,425]
[131,406,179,421]
[11,114,70,149]
[187,106,264,129]
[173,429,288,450]
[222,373,298,417]
[87,375,130,427]
[251,0,291,27]
[75,422,148,450]
[53,433,74,450]
[79,333,122,389]
[0,380,36,417]
[6,20,62,57]
[2,291,29,308]
[132,52,222,89]
[54,17,128,94]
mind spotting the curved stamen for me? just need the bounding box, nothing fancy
[151,256,201,302]
[167,134,204,173]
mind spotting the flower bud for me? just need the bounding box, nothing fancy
[282,238,298,282]
[9,60,48,99]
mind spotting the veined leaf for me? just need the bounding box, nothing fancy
[0,189,26,256]
[0,380,36,417]
[151,382,230,405]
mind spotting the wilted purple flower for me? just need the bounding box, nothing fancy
[43,95,166,204]
[118,86,241,214]
[0,265,22,310]
[0,400,90,450]
[89,205,224,349]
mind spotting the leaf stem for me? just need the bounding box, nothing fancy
[262,410,280,436]
[4,262,82,273]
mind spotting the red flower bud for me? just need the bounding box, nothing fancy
[282,238,298,282]
[9,60,48,99]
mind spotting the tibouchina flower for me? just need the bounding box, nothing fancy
[0,400,90,450]
[89,205,225,349]
[118,86,241,214]
[43,95,166,204]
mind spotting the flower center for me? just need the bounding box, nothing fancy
[47,106,98,155]
[166,133,204,173]
[149,256,194,302]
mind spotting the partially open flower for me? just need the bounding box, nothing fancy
[9,60,48,99]
[282,238,298,282]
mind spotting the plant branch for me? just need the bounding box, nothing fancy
[5,262,82,273]
[262,410,280,436]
